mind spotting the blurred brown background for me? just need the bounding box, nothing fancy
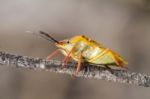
[0,0,150,99]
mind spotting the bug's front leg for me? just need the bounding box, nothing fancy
[63,44,76,65]
[46,49,60,60]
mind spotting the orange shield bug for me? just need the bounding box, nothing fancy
[37,31,128,75]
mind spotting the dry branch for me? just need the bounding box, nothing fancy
[0,51,150,87]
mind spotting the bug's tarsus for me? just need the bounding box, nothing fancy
[39,31,59,43]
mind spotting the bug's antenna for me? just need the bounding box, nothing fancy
[39,31,59,43]
[26,31,59,43]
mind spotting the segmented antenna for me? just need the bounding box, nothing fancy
[39,31,59,43]
[26,31,59,43]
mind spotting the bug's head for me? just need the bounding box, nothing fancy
[39,31,72,50]
[55,39,72,50]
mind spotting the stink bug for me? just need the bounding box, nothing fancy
[37,31,128,75]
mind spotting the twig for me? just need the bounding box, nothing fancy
[0,51,150,87]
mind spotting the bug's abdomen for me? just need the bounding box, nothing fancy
[90,54,115,65]
[81,45,116,65]
[82,46,102,60]
[70,41,125,66]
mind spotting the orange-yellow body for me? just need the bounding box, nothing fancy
[56,35,127,67]
[38,31,128,75]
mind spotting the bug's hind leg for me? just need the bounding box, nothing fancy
[108,50,124,67]
[109,51,120,66]
[46,49,60,60]
[108,51,128,70]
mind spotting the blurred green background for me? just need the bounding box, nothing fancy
[0,0,150,99]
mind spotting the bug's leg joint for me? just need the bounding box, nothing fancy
[62,44,77,67]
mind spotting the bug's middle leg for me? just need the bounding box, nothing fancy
[76,52,82,74]
[72,52,82,78]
